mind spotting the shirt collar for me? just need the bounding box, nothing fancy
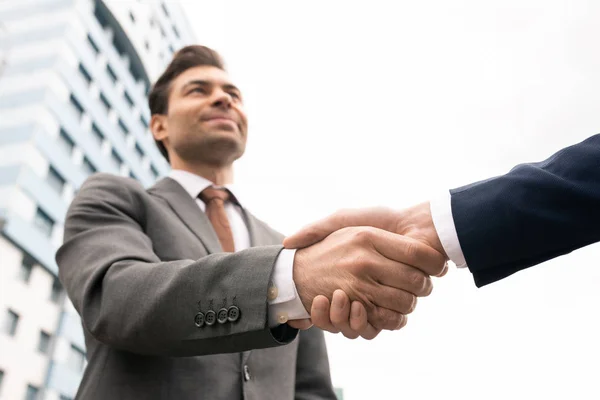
[168,169,243,207]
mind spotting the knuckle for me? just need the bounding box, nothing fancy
[350,227,375,244]
[403,241,418,261]
[374,308,399,330]
[407,270,426,293]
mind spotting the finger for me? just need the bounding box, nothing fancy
[310,295,339,333]
[368,306,407,331]
[283,208,397,249]
[365,284,417,316]
[371,260,433,297]
[330,290,359,339]
[287,319,313,330]
[435,261,449,277]
[349,301,381,340]
[368,228,447,276]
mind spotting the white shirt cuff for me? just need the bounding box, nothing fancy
[268,249,310,327]
[430,191,468,268]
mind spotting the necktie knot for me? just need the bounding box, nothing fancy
[199,187,230,204]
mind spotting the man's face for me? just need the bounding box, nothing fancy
[155,66,248,166]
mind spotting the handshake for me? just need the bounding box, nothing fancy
[283,202,449,340]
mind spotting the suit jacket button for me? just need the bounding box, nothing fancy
[243,364,251,381]
[194,312,205,328]
[217,308,228,324]
[205,310,216,326]
[227,306,240,322]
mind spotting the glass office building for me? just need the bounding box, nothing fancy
[0,0,195,398]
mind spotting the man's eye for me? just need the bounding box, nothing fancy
[191,87,206,94]
[229,92,241,100]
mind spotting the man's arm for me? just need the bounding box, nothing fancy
[286,134,600,285]
[449,133,600,286]
[57,174,297,357]
[284,134,600,333]
[58,174,443,355]
[294,327,337,400]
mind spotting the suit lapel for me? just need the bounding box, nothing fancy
[148,177,222,254]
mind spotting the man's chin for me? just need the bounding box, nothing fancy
[179,136,245,165]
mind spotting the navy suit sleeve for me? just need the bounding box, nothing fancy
[450,134,600,287]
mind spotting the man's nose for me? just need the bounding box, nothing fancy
[211,89,232,109]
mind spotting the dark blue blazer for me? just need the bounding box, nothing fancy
[451,134,600,287]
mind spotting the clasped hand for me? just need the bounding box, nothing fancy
[284,204,448,340]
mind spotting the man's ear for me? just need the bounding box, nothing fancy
[151,114,168,144]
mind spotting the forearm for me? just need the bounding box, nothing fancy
[58,236,296,356]
[451,134,600,285]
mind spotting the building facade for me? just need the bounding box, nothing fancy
[0,1,194,398]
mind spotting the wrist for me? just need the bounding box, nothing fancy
[396,202,448,259]
[291,249,313,313]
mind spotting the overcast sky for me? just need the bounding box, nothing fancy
[178,1,600,398]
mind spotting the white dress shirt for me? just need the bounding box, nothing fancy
[169,170,310,327]
[430,191,468,268]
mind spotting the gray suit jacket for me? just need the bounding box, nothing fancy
[56,173,336,400]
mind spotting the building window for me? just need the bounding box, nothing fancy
[91,123,104,146]
[59,129,75,156]
[172,25,180,39]
[34,208,54,238]
[159,26,166,38]
[129,11,136,23]
[47,166,66,195]
[168,44,175,54]
[69,95,84,120]
[50,278,63,303]
[106,65,118,85]
[124,91,134,108]
[118,119,129,137]
[144,40,150,51]
[150,165,159,180]
[19,254,35,283]
[81,157,97,176]
[3,309,19,336]
[111,150,123,171]
[99,93,111,114]
[129,172,138,180]
[78,64,92,86]
[38,331,51,354]
[140,115,149,130]
[59,395,73,400]
[161,2,169,17]
[67,344,86,371]
[134,142,144,161]
[25,384,39,400]
[0,370,4,394]
[87,34,100,55]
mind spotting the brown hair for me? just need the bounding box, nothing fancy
[148,45,225,161]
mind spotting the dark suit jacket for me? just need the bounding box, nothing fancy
[56,174,336,400]
[450,134,600,287]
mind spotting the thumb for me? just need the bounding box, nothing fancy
[284,216,343,249]
[287,319,313,330]
[283,226,327,249]
[284,207,398,249]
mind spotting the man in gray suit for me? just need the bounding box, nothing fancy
[56,45,446,399]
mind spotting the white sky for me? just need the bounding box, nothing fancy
[178,1,600,399]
